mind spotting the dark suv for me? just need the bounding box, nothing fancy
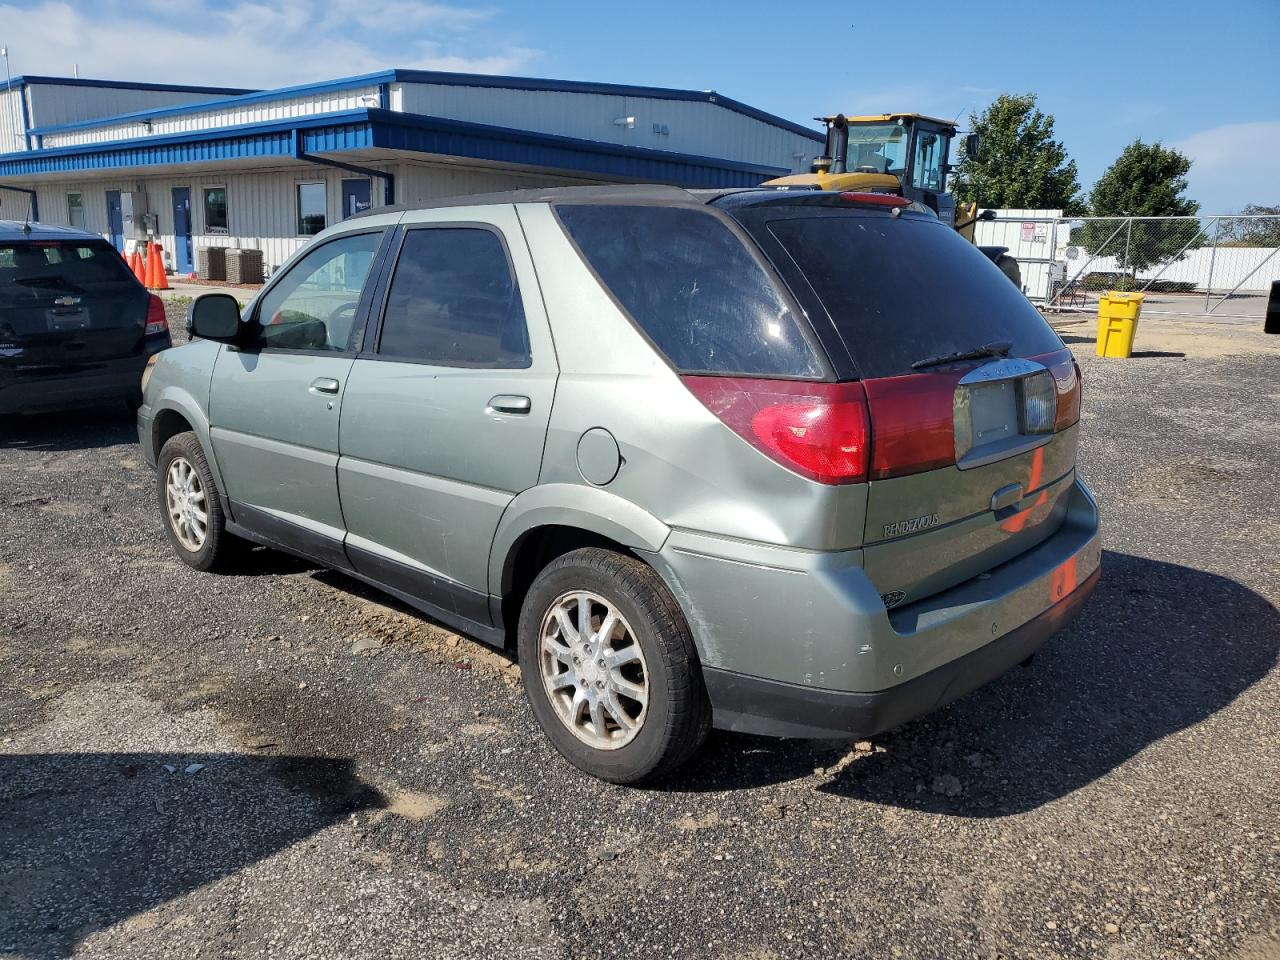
[0,222,170,415]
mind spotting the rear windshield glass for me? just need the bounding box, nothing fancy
[556,204,823,378]
[764,213,1063,378]
[0,240,135,306]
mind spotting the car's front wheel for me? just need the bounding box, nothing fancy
[518,547,711,784]
[156,431,238,572]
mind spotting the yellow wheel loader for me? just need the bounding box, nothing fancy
[763,113,1022,289]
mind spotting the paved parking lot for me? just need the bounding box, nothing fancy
[2,314,1278,959]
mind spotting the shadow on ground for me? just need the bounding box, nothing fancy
[0,753,384,959]
[663,551,1278,813]
[0,407,138,453]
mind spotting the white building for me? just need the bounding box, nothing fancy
[0,70,822,275]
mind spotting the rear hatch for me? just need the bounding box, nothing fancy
[0,238,149,374]
[729,197,1081,608]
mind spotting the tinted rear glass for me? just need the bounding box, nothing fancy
[556,204,823,378]
[764,213,1063,378]
[0,240,136,307]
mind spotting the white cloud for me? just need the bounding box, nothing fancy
[1,0,539,90]
[1174,120,1280,214]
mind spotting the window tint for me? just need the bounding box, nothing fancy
[297,182,326,236]
[203,187,228,234]
[377,228,530,368]
[764,212,1063,379]
[556,204,822,378]
[0,240,136,308]
[254,231,382,352]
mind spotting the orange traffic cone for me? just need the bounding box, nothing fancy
[150,242,170,291]
[129,249,145,283]
[143,244,156,289]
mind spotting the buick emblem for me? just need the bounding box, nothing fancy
[881,590,906,609]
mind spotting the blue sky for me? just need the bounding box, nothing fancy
[6,0,1278,211]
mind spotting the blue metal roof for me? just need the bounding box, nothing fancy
[25,68,823,143]
[0,109,788,188]
[10,74,256,96]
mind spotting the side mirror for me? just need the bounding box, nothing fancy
[965,132,981,161]
[187,293,242,342]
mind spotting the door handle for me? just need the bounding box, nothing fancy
[487,394,531,415]
[310,377,341,395]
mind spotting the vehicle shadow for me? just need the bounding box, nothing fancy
[0,407,137,453]
[663,551,1278,813]
[0,752,384,959]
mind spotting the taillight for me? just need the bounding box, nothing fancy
[681,376,870,484]
[839,192,911,208]
[145,294,168,337]
[1037,350,1082,430]
[863,371,962,480]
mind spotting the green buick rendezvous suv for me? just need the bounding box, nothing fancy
[138,185,1100,783]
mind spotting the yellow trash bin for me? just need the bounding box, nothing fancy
[1096,291,1144,358]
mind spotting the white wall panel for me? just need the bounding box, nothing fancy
[41,87,380,147]
[27,84,237,129]
[395,82,819,173]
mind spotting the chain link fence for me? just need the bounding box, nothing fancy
[974,213,1280,319]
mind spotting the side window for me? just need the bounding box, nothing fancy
[254,231,382,352]
[377,227,530,368]
[910,131,947,192]
[555,204,822,377]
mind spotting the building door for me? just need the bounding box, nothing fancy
[105,191,123,251]
[172,187,193,274]
[341,179,372,219]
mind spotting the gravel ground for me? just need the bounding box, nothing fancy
[1,308,1277,959]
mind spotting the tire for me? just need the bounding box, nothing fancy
[995,252,1023,291]
[517,547,711,784]
[156,431,239,572]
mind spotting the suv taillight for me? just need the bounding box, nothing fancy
[145,294,168,336]
[863,371,964,480]
[681,376,870,484]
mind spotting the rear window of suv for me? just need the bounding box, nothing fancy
[760,211,1063,379]
[555,204,824,378]
[0,240,135,306]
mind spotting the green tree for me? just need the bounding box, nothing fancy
[1075,140,1202,276]
[952,93,1085,214]
[1219,203,1280,246]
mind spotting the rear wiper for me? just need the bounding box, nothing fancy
[911,340,1012,370]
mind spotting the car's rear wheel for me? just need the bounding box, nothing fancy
[518,547,711,784]
[156,431,238,572]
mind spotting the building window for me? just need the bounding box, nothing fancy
[67,193,85,230]
[297,182,327,236]
[203,186,229,235]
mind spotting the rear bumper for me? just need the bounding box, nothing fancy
[704,566,1098,739]
[648,475,1101,740]
[0,348,159,415]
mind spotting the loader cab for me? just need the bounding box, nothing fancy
[819,113,960,227]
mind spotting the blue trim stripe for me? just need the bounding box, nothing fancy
[0,108,784,188]
[25,68,822,143]
[11,74,256,95]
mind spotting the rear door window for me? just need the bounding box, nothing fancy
[376,227,530,368]
[0,240,135,304]
[760,211,1063,379]
[555,204,824,378]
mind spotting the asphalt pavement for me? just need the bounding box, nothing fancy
[1,312,1277,959]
